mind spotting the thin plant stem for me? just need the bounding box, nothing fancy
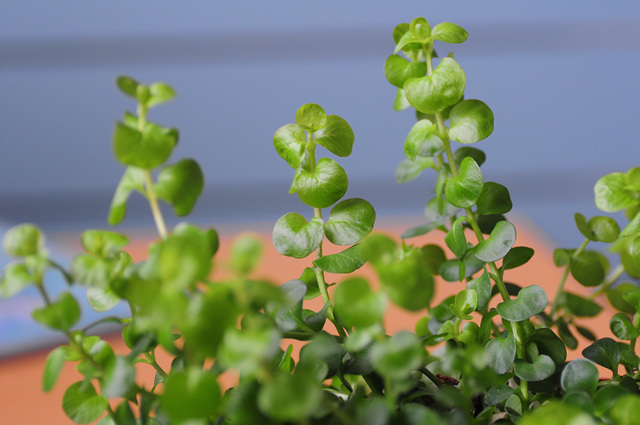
[550,238,589,318]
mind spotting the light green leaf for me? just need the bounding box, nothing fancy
[115,75,139,98]
[394,88,411,111]
[621,212,640,237]
[294,157,348,208]
[431,22,468,44]
[467,270,491,311]
[273,124,306,169]
[112,121,178,170]
[87,286,121,312]
[80,230,129,258]
[295,103,326,132]
[385,55,427,89]
[395,157,435,183]
[154,159,204,216]
[103,355,135,398]
[371,332,423,380]
[409,17,431,40]
[404,57,466,114]
[32,292,81,331]
[595,172,639,213]
[0,262,33,298]
[42,347,66,392]
[272,213,324,259]
[448,99,494,144]
[394,29,421,53]
[445,156,484,208]
[474,220,516,262]
[147,82,176,108]
[230,234,263,275]
[108,166,146,225]
[62,381,108,424]
[324,198,375,245]
[496,285,547,322]
[3,223,44,257]
[257,369,323,422]
[314,244,366,274]
[334,277,386,328]
[445,215,467,259]
[315,115,355,157]
[403,119,443,160]
[454,288,477,317]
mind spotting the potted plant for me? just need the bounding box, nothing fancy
[2,16,640,425]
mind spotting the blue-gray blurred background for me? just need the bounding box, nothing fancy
[1,1,639,354]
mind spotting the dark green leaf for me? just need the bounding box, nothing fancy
[527,328,567,366]
[606,283,638,314]
[561,358,599,394]
[273,124,306,169]
[420,243,447,275]
[564,292,602,317]
[582,338,620,373]
[485,332,516,374]
[3,223,43,257]
[453,146,486,167]
[485,385,514,406]
[467,270,491,310]
[476,182,512,215]
[161,368,221,422]
[294,157,348,208]
[314,244,366,274]
[272,213,324,259]
[62,381,108,424]
[32,292,81,332]
[385,55,427,89]
[514,354,555,382]
[333,277,386,328]
[400,221,445,239]
[295,103,327,132]
[553,248,573,267]
[474,220,516,262]
[154,159,204,216]
[570,251,607,287]
[324,198,375,245]
[404,57,466,114]
[439,253,485,282]
[257,369,323,422]
[502,246,535,270]
[445,156,484,208]
[496,285,547,322]
[448,99,494,144]
[315,115,355,157]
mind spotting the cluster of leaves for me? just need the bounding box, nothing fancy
[1,16,640,425]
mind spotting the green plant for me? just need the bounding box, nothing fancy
[2,16,640,425]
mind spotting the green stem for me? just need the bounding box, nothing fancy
[550,238,589,318]
[513,322,530,412]
[588,263,624,300]
[144,350,168,378]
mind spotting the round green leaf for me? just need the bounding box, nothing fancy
[230,234,263,275]
[32,292,81,332]
[561,358,599,394]
[454,288,477,317]
[273,123,306,169]
[272,213,324,259]
[608,394,640,425]
[485,332,516,374]
[445,156,484,208]
[453,146,486,167]
[324,198,375,245]
[108,166,146,225]
[610,312,640,340]
[496,285,547,322]
[409,17,431,39]
[115,75,139,98]
[294,157,348,208]
[385,55,428,88]
[404,57,466,114]
[87,287,121,312]
[395,157,434,183]
[403,119,443,160]
[570,251,606,287]
[112,121,178,170]
[219,327,281,377]
[485,385,515,406]
[257,369,323,422]
[0,262,33,298]
[502,246,535,270]
[378,248,434,311]
[334,277,386,328]
[582,338,620,373]
[476,182,512,215]
[43,347,66,392]
[448,99,494,144]
[3,223,44,257]
[563,291,602,317]
[607,283,639,314]
[527,328,567,366]
[371,332,423,380]
[81,230,129,258]
[313,244,366,274]
[153,159,204,216]
[315,115,355,157]
[467,271,491,311]
[431,22,468,44]
[62,381,108,424]
[393,28,421,53]
[147,82,176,108]
[514,354,555,382]
[295,103,326,132]
[103,355,136,398]
[445,216,467,259]
[474,220,517,262]
[161,368,221,422]
[588,216,620,242]
[595,172,639,213]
